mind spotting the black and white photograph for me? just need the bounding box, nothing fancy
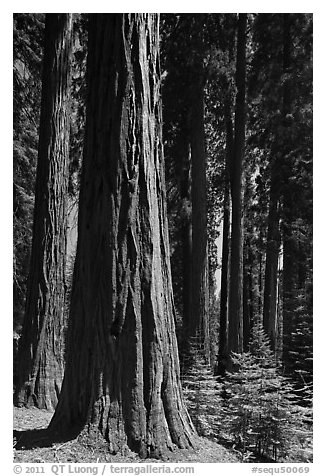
[8,3,318,473]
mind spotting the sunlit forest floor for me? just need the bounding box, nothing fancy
[13,407,239,463]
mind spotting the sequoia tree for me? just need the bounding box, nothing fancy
[161,14,211,362]
[253,14,286,351]
[227,14,247,361]
[189,68,210,361]
[14,14,73,410]
[49,14,196,458]
[216,94,233,375]
[13,14,44,330]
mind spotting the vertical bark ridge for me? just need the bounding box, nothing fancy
[49,13,196,458]
[14,14,73,411]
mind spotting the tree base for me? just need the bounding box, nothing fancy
[14,376,61,412]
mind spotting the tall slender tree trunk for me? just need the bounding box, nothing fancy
[243,241,254,350]
[182,220,193,329]
[49,14,196,458]
[14,14,72,410]
[179,140,193,372]
[281,14,296,371]
[189,79,210,362]
[216,181,230,374]
[258,232,265,317]
[263,175,281,350]
[181,143,193,334]
[227,13,247,362]
[216,95,233,375]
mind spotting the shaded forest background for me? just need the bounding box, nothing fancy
[13,13,312,463]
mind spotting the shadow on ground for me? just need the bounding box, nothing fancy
[13,407,240,463]
[14,428,75,450]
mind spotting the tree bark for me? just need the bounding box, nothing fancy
[227,13,247,361]
[243,241,254,351]
[216,94,233,375]
[49,14,196,458]
[14,14,72,410]
[216,180,230,374]
[181,143,193,334]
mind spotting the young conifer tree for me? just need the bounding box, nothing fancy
[222,321,312,461]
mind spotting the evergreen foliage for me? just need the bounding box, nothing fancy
[69,14,87,197]
[284,289,313,406]
[219,322,312,462]
[181,322,312,462]
[181,333,223,438]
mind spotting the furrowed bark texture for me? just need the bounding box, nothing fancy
[14,14,72,410]
[49,14,196,458]
[227,14,247,360]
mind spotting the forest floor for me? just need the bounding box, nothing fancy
[13,407,239,463]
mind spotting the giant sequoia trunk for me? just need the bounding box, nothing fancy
[227,14,247,361]
[49,14,196,458]
[14,14,72,410]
